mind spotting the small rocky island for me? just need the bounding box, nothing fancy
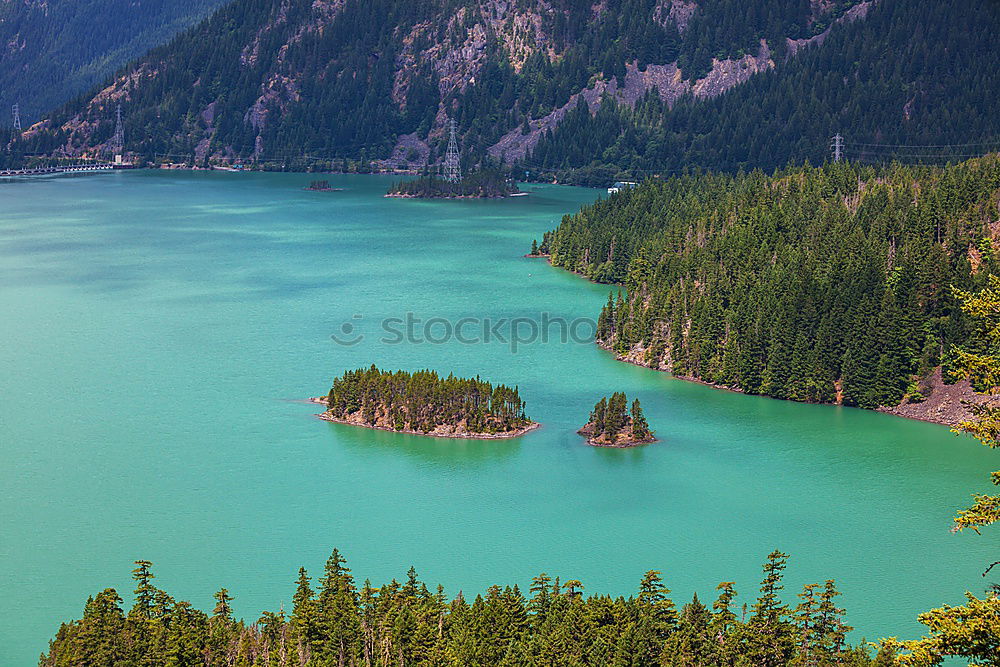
[305,179,342,191]
[578,392,656,447]
[312,365,538,439]
[386,169,519,199]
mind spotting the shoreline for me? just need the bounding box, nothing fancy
[577,421,657,448]
[384,193,515,200]
[536,256,972,428]
[308,397,541,440]
[585,439,657,448]
[581,433,658,448]
[597,341,972,428]
[7,163,603,192]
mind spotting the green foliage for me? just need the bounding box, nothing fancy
[947,276,1000,534]
[41,550,886,666]
[325,365,530,434]
[583,392,655,444]
[551,156,1000,410]
[886,592,1000,666]
[871,273,1000,660]
[389,169,518,198]
[9,0,898,171]
[525,0,1000,179]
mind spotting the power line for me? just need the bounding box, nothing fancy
[444,118,462,182]
[110,104,125,158]
[845,139,1000,149]
[831,133,843,163]
[844,150,996,159]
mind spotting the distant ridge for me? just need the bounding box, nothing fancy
[10,0,1000,181]
[0,0,230,123]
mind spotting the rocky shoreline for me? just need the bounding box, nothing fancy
[875,368,997,427]
[577,423,657,448]
[384,192,513,200]
[577,392,656,447]
[536,255,988,429]
[601,342,993,429]
[309,397,540,439]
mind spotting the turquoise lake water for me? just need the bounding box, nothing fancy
[1,171,996,663]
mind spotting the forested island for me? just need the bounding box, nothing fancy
[538,154,1000,423]
[578,392,655,447]
[305,179,341,192]
[314,366,536,438]
[386,170,519,199]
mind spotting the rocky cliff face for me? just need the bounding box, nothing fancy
[489,0,878,164]
[786,0,872,57]
[488,40,775,162]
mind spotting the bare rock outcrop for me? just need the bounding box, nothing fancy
[489,40,775,162]
[376,133,431,170]
[654,0,698,33]
[879,368,998,427]
[787,0,873,57]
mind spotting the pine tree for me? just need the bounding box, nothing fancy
[604,392,628,438]
[291,567,318,662]
[318,548,359,665]
[637,569,677,636]
[792,582,819,662]
[211,589,233,621]
[41,547,896,666]
[746,550,795,667]
[814,579,852,657]
[630,398,651,440]
[590,397,607,434]
[130,560,157,619]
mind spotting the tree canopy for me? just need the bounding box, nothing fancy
[41,549,880,666]
[545,155,1000,411]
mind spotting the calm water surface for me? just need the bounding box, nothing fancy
[0,171,995,663]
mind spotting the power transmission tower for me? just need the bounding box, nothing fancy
[12,104,21,133]
[444,118,461,182]
[111,103,125,161]
[831,133,843,163]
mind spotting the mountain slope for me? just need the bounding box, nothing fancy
[526,0,1000,180]
[0,0,231,123]
[15,0,872,167]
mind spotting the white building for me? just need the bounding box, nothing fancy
[608,181,637,194]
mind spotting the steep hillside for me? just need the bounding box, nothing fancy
[0,0,230,123]
[540,154,1000,414]
[13,0,872,167]
[527,0,1000,181]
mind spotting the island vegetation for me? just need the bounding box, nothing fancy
[386,169,519,199]
[304,180,340,192]
[539,155,1000,419]
[316,365,535,438]
[578,392,655,447]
